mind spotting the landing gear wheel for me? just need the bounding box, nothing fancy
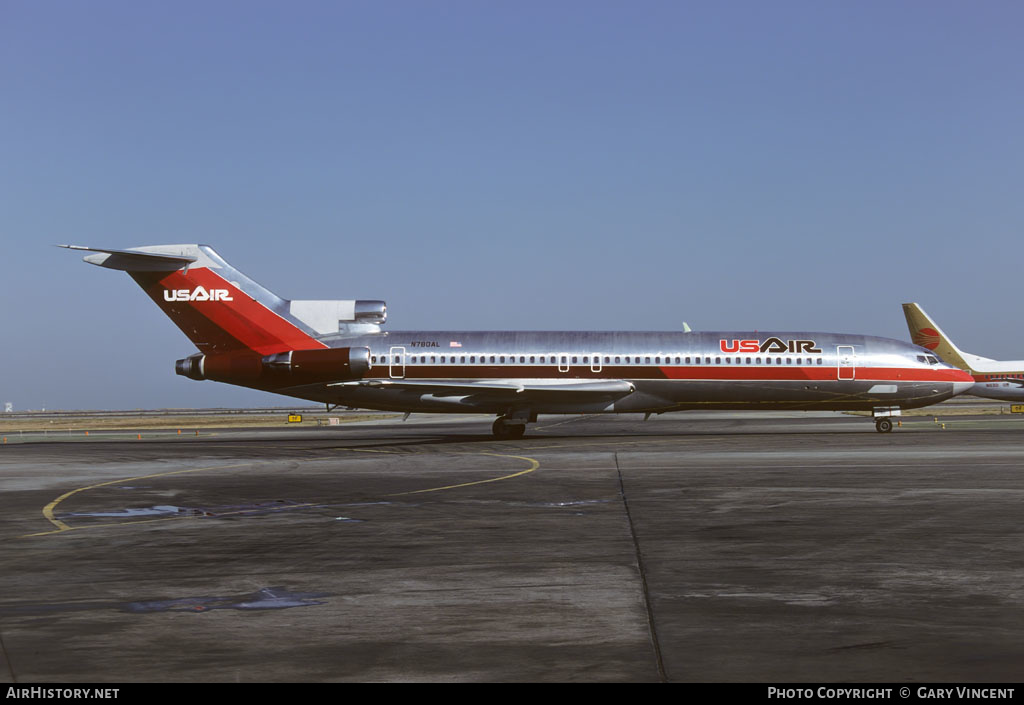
[875,417,893,433]
[492,417,526,440]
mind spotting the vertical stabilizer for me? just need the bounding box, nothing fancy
[62,244,327,355]
[902,302,976,372]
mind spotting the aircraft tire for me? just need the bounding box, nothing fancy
[492,417,526,440]
[875,417,893,433]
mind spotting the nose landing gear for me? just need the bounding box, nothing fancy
[872,406,900,433]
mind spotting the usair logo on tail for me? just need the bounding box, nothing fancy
[163,286,233,302]
[912,327,941,350]
[719,338,822,354]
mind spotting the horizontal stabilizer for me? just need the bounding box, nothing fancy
[58,245,197,272]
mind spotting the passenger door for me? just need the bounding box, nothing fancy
[837,345,855,380]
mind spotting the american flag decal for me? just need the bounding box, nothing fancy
[449,341,462,348]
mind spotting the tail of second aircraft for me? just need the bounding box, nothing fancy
[902,302,991,374]
[61,244,386,357]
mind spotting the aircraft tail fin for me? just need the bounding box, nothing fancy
[61,244,385,355]
[901,302,984,373]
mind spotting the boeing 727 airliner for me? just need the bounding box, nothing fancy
[62,245,972,435]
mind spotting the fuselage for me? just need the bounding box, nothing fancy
[281,329,973,415]
[953,353,1024,400]
[967,366,1024,401]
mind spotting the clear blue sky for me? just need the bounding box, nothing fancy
[2,1,1022,409]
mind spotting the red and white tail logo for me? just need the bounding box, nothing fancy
[912,327,941,350]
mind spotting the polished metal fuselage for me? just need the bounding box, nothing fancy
[286,329,972,415]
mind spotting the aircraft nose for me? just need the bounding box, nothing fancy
[953,380,976,395]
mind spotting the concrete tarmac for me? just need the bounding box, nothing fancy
[2,411,1023,682]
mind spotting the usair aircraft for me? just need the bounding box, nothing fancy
[904,302,1024,401]
[62,244,973,436]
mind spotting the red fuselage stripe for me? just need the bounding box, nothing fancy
[363,364,972,382]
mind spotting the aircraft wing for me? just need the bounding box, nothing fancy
[330,378,635,400]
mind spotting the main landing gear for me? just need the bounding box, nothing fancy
[492,416,526,440]
[874,417,893,433]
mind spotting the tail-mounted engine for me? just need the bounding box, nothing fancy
[353,300,386,324]
[176,347,370,386]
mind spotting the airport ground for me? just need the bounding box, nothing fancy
[1,404,1023,682]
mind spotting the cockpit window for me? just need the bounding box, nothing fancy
[927,355,940,365]
[917,355,927,363]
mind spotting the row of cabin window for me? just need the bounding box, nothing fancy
[370,354,826,366]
